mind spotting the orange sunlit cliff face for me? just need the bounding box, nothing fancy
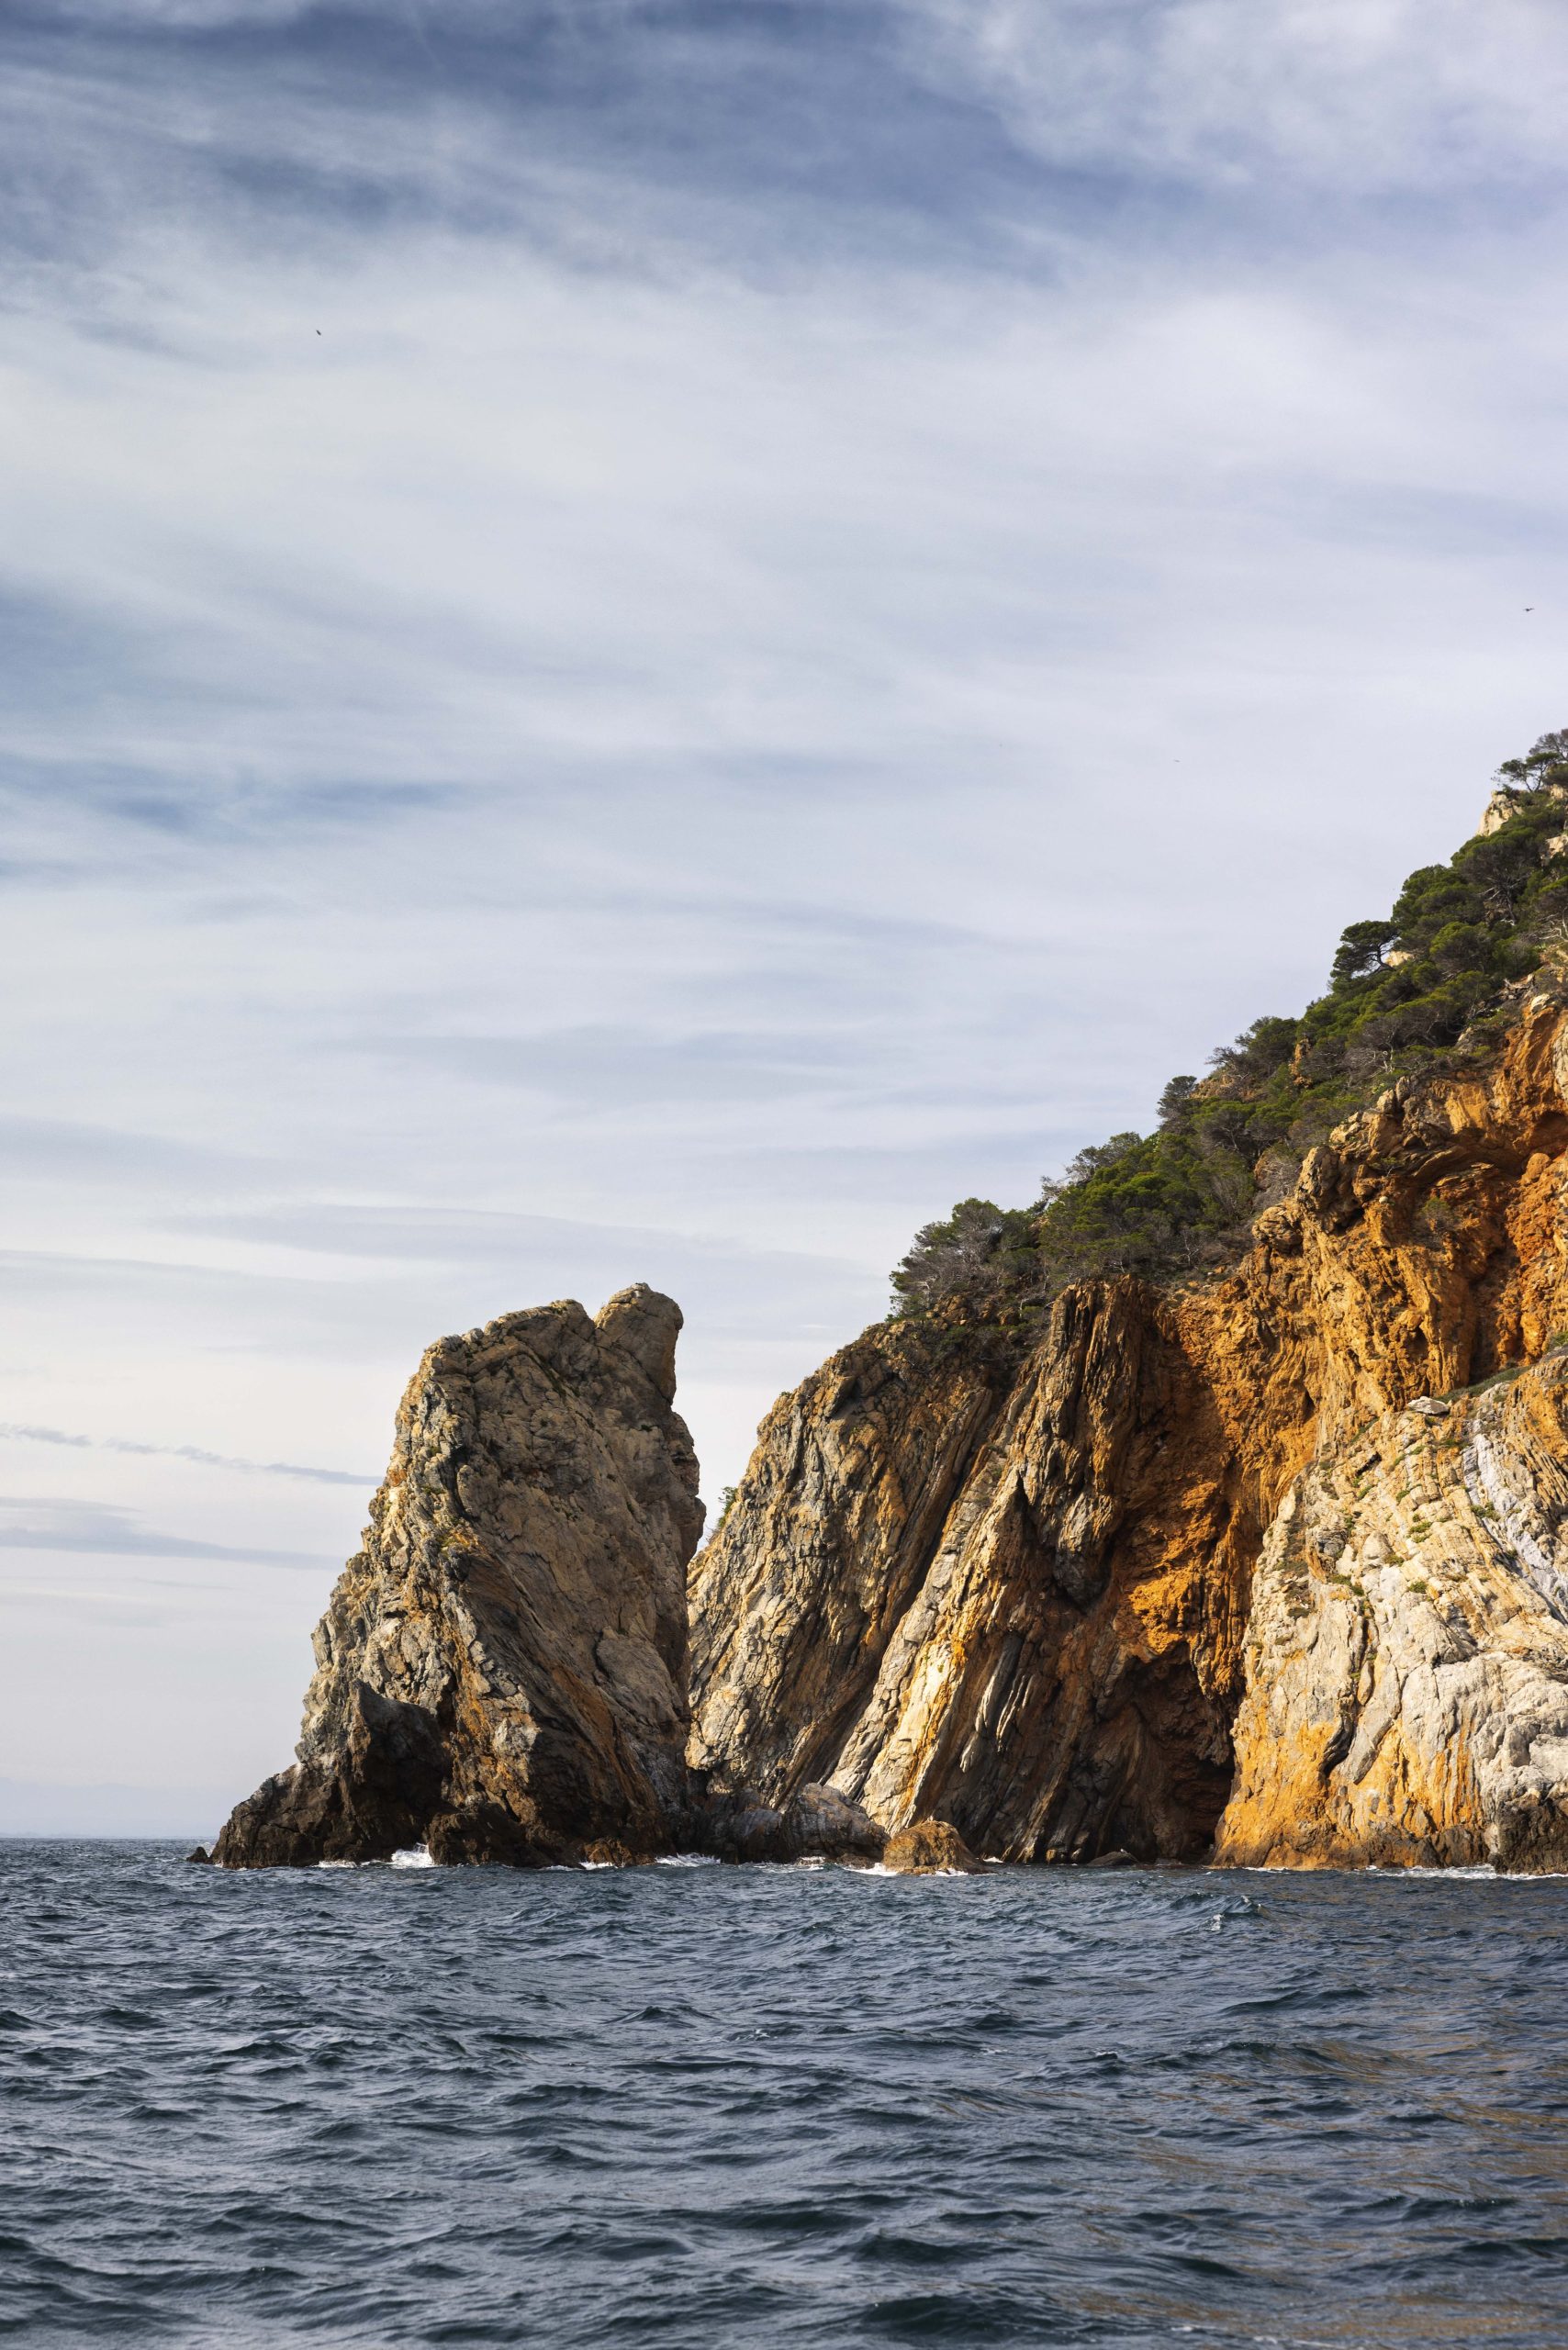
[692,990,1568,1869]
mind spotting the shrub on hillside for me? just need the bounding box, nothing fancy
[890,728,1568,1322]
[890,1198,1039,1315]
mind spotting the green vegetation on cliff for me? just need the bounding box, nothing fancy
[892,731,1568,1318]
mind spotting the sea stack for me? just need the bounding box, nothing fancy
[213,1286,704,1866]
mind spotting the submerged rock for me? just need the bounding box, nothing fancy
[213,1287,703,1867]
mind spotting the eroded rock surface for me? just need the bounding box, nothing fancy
[692,1280,1246,1863]
[697,1781,886,1865]
[882,1820,984,1874]
[213,987,1568,1875]
[691,992,1568,1869]
[687,1318,1022,1804]
[215,1287,704,1867]
[1216,1358,1568,1870]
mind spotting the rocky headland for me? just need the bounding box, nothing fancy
[692,992,1568,1869]
[216,734,1568,1873]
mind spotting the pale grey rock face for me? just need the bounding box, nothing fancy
[1216,1357,1568,1871]
[691,1281,1239,1864]
[214,1286,705,1866]
[688,1317,1022,1807]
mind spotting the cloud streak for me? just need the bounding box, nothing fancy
[904,1,1568,196]
[0,1423,372,1486]
[0,1497,336,1569]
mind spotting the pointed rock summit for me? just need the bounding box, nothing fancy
[214,1287,705,1866]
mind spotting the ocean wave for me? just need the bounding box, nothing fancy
[4,1842,1568,2347]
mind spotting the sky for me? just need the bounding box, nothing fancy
[4,0,1568,1832]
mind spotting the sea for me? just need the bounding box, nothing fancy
[4,1842,1567,2348]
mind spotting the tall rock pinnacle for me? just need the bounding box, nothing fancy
[213,1286,704,1866]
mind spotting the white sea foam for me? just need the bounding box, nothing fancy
[1245,1863,1511,1880]
[654,1852,722,1867]
[390,1845,435,1869]
[857,1863,974,1878]
[1367,1864,1499,1879]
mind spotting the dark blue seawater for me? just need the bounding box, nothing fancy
[5,1845,1568,2346]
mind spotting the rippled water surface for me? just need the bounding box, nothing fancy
[5,1844,1568,2346]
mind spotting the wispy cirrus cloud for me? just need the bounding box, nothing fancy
[0,1495,334,1568]
[902,0,1568,195]
[0,1424,372,1486]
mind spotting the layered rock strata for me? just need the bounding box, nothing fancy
[686,1317,1025,1805]
[1217,1356,1568,1870]
[690,1282,1248,1862]
[216,1288,706,1867]
[691,990,1568,1868]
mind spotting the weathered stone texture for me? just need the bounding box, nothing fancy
[213,988,1568,1876]
[691,991,1568,1870]
[1216,1358,1568,1870]
[215,1286,704,1867]
[692,1280,1245,1863]
[882,1819,985,1874]
[687,1318,1021,1804]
